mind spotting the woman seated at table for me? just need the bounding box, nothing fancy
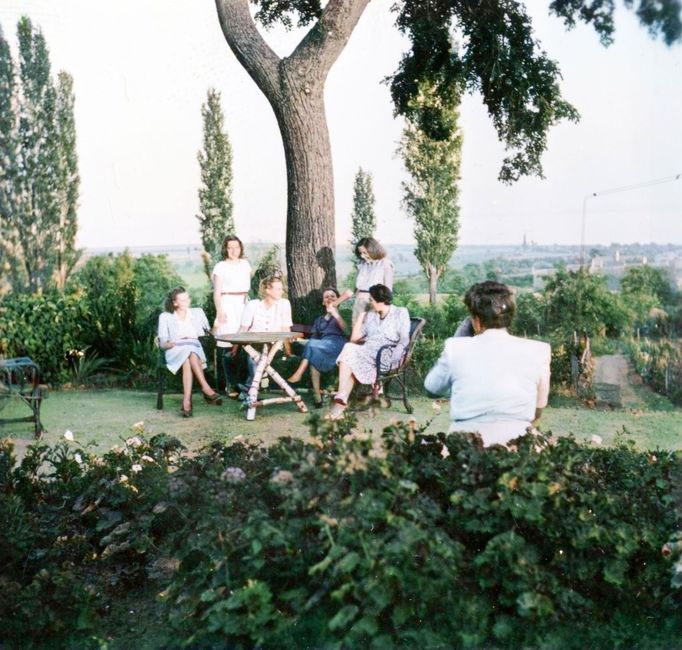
[288,287,348,408]
[239,275,293,388]
[328,284,410,419]
[158,286,223,417]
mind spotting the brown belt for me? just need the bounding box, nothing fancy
[356,289,369,294]
[222,291,248,295]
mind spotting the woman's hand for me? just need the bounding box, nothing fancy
[336,289,354,304]
[165,341,176,350]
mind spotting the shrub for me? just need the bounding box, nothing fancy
[0,292,87,382]
[2,421,680,648]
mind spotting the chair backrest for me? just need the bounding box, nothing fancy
[399,317,426,368]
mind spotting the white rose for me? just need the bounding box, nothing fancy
[64,430,75,441]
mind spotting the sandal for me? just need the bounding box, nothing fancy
[327,396,347,420]
[203,392,223,405]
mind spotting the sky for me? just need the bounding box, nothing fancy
[1,0,681,249]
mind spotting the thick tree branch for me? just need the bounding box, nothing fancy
[215,0,282,98]
[287,0,370,76]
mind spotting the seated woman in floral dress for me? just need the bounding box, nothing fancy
[288,287,348,408]
[328,284,410,419]
[158,286,222,417]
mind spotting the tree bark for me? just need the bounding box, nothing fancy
[215,0,370,320]
[427,263,439,306]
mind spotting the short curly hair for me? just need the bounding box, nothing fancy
[464,281,515,329]
[369,284,393,305]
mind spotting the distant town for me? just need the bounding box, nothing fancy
[86,241,682,292]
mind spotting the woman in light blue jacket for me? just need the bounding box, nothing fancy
[158,286,222,417]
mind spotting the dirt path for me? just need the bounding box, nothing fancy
[593,353,641,408]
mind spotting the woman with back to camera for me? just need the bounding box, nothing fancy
[158,286,223,417]
[339,237,394,325]
[424,281,551,447]
[212,235,252,397]
[328,283,410,419]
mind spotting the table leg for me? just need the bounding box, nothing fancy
[244,343,271,421]
[262,365,308,413]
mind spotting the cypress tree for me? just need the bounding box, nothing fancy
[401,82,462,306]
[197,88,234,277]
[0,26,18,291]
[54,71,80,290]
[15,17,61,293]
[349,167,376,267]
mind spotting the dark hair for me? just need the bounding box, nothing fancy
[221,235,244,259]
[355,237,386,260]
[464,281,515,329]
[164,286,187,313]
[258,275,283,298]
[369,283,393,305]
[322,287,340,298]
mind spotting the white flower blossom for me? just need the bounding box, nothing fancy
[590,434,603,446]
[270,470,294,486]
[141,455,155,463]
[74,453,83,465]
[119,474,129,483]
[126,436,143,448]
[131,421,145,434]
[131,464,143,473]
[64,430,75,441]
[221,467,246,484]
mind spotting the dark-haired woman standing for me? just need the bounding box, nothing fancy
[340,237,394,325]
[212,235,252,395]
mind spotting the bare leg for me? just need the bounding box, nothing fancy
[188,353,214,395]
[310,367,322,402]
[329,362,355,419]
[181,359,193,411]
[336,361,355,403]
[288,358,309,383]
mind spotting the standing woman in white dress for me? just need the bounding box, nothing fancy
[339,237,394,325]
[158,287,223,417]
[212,235,252,395]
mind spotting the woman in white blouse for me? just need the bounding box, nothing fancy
[158,287,222,417]
[212,235,252,395]
[239,275,293,390]
[340,237,394,325]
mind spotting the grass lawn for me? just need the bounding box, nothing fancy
[2,383,681,456]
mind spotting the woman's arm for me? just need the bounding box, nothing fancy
[350,311,366,343]
[158,313,175,350]
[383,259,394,291]
[327,304,347,334]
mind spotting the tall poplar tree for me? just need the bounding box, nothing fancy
[54,71,80,290]
[15,17,60,293]
[401,82,462,306]
[0,18,79,294]
[349,167,376,268]
[0,26,18,292]
[197,88,234,277]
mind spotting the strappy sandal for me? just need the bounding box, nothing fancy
[327,396,348,420]
[203,392,223,405]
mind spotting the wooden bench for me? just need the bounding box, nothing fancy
[0,357,47,438]
[361,317,426,414]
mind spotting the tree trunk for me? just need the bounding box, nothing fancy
[428,264,439,306]
[273,85,336,320]
[215,0,369,320]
